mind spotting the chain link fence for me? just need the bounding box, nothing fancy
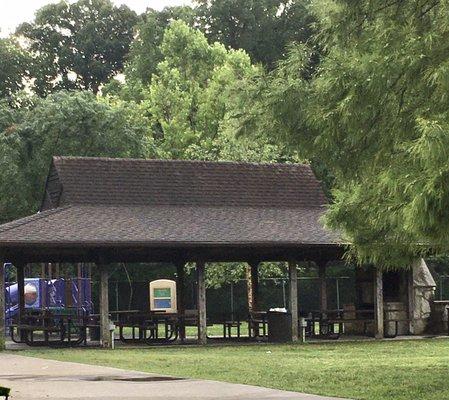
[101,276,355,321]
[435,275,449,300]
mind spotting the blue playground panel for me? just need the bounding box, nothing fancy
[4,263,92,329]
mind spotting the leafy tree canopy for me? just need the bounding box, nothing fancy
[195,0,317,69]
[113,20,299,164]
[0,38,31,102]
[16,0,138,95]
[124,6,196,85]
[0,91,151,223]
[259,0,449,267]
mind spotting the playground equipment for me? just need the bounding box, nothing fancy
[5,278,92,324]
[3,263,93,346]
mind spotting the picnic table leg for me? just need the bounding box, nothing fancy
[83,325,87,346]
[44,326,49,344]
[68,319,72,344]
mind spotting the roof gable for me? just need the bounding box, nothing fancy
[41,162,63,211]
[48,156,328,209]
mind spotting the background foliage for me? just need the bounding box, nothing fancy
[2,0,449,277]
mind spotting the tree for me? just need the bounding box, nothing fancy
[195,0,316,69]
[16,0,138,95]
[265,0,449,266]
[0,91,151,223]
[125,6,196,85]
[135,20,298,163]
[0,38,31,102]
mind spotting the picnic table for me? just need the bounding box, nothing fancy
[10,309,92,347]
[306,309,375,338]
[114,310,179,344]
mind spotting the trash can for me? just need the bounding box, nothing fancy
[268,311,292,343]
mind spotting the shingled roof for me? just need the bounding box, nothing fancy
[0,157,342,262]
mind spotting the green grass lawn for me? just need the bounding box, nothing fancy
[16,338,449,400]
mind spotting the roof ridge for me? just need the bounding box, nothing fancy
[63,204,328,210]
[52,156,311,169]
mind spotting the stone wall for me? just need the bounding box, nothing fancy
[384,301,408,336]
[410,258,436,334]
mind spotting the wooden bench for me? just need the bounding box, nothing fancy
[248,311,267,339]
[223,320,241,338]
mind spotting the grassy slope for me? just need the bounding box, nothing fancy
[17,339,449,400]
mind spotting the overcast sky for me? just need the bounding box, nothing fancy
[0,0,192,38]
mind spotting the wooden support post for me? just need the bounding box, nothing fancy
[374,268,384,339]
[318,262,328,313]
[246,262,259,312]
[76,263,82,307]
[246,262,259,337]
[176,262,186,342]
[196,261,207,345]
[289,261,299,342]
[16,263,26,341]
[0,262,5,350]
[98,264,112,348]
[407,268,415,334]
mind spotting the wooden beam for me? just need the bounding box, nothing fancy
[98,264,112,348]
[374,268,384,339]
[196,261,207,345]
[176,262,186,342]
[0,262,5,350]
[318,262,328,312]
[289,261,299,342]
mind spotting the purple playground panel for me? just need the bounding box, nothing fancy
[4,264,92,329]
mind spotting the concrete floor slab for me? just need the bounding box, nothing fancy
[0,353,347,400]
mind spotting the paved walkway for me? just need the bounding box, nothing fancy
[0,353,347,400]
